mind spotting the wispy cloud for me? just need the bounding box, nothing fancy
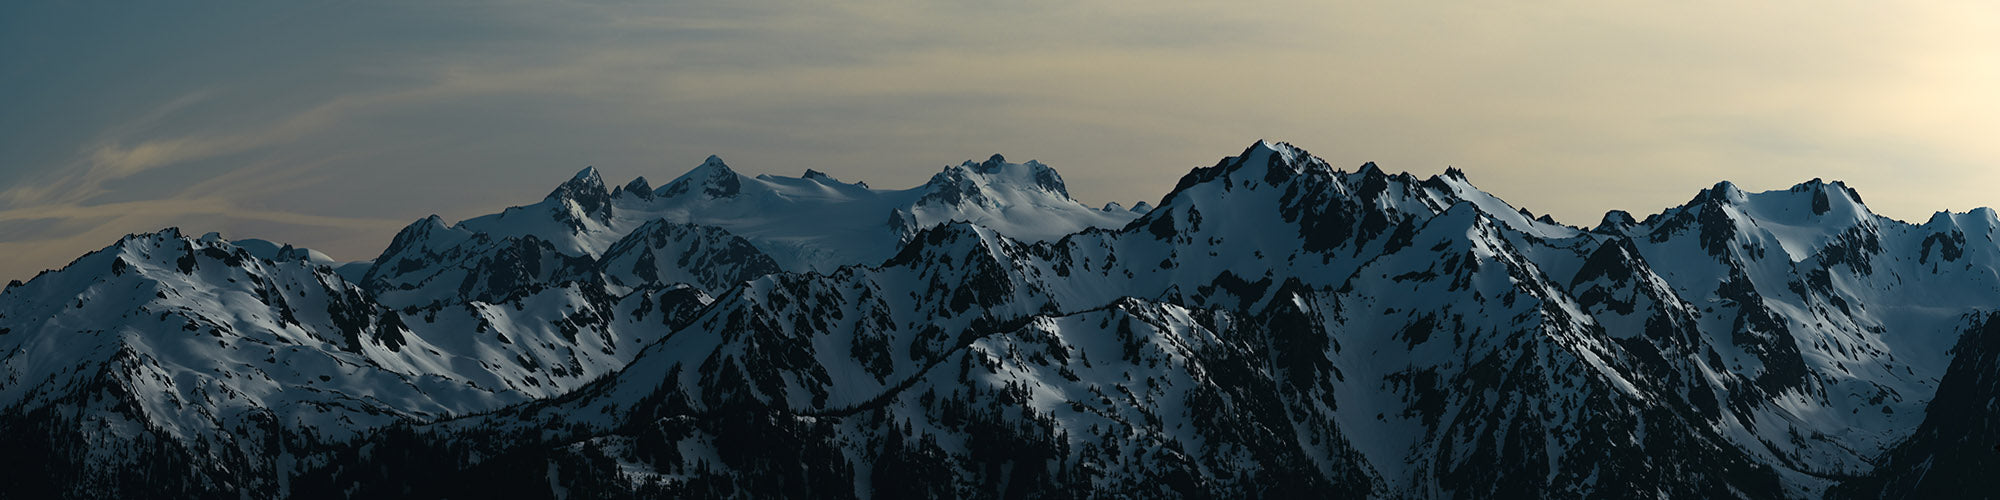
[0,1,1996,281]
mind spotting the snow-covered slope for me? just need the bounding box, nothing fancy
[367,155,1133,287]
[1600,178,2000,483]
[7,140,2000,499]
[362,155,1135,305]
[0,229,708,497]
[0,151,1137,498]
[628,153,1139,272]
[0,230,470,496]
[293,140,2000,498]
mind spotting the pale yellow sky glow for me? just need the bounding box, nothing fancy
[1,1,1996,281]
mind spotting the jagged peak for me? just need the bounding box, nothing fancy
[918,167,985,207]
[960,155,1067,194]
[1102,201,1127,212]
[1595,210,1638,234]
[228,238,334,264]
[1131,201,1154,213]
[95,227,186,252]
[42,226,303,285]
[545,166,611,210]
[921,154,1074,204]
[1787,177,1853,194]
[623,176,653,195]
[382,216,440,246]
[802,169,835,182]
[1673,180,1744,212]
[1706,180,1745,203]
[1421,167,1473,192]
[1570,234,1649,287]
[660,155,744,198]
[1157,139,1332,206]
[1245,139,1300,163]
[1787,177,1857,191]
[1639,178,1895,262]
[1925,210,1955,227]
[678,155,738,181]
[968,153,1008,173]
[10,228,184,291]
[1144,142,1513,246]
[113,227,255,251]
[1256,140,1334,178]
[1356,161,1384,176]
[569,166,603,185]
[1685,178,1875,221]
[1787,177,1867,208]
[543,165,608,205]
[1025,160,1069,196]
[365,214,463,276]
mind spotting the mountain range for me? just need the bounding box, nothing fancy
[2,141,1995,498]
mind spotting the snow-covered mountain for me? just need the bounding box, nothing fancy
[364,154,1138,301]
[634,153,1139,271]
[0,152,1142,498]
[0,228,714,497]
[5,141,1999,498]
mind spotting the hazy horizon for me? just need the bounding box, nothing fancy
[4,1,1997,281]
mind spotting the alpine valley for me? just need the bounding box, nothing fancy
[3,141,1997,498]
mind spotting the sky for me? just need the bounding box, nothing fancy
[2,1,1997,281]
